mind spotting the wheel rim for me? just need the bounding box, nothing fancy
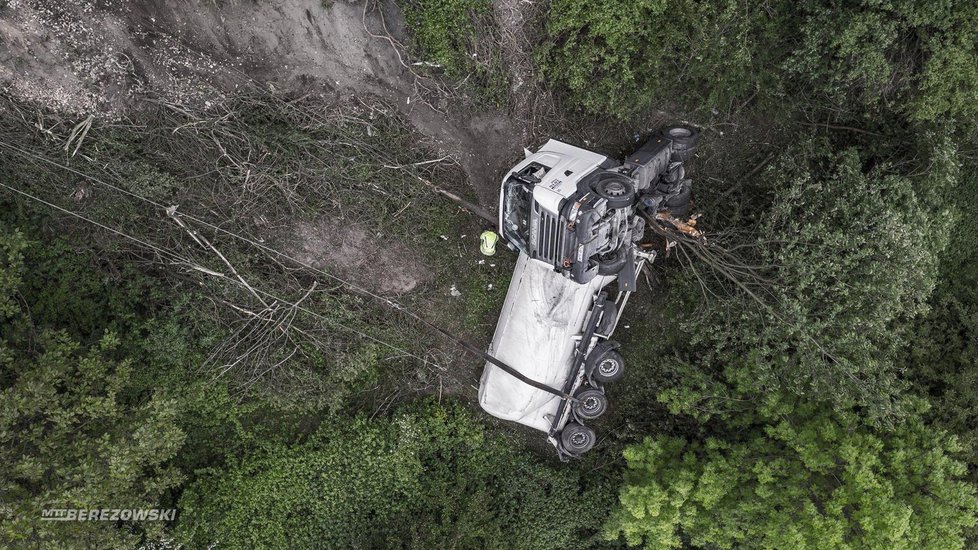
[602,181,627,197]
[570,431,591,448]
[599,358,619,376]
[668,127,692,138]
[583,396,601,412]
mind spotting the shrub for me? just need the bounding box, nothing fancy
[540,0,786,118]
[605,402,978,549]
[176,402,614,549]
[399,0,507,103]
[541,0,978,122]
[662,140,950,421]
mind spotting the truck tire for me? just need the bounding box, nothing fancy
[591,173,636,209]
[596,248,627,275]
[656,179,682,195]
[560,423,596,454]
[663,162,685,184]
[664,182,691,218]
[590,348,625,384]
[661,125,700,162]
[573,388,609,420]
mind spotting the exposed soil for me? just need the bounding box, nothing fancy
[0,0,754,277]
[0,0,524,276]
[291,219,427,295]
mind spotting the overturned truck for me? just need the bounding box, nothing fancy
[479,126,699,460]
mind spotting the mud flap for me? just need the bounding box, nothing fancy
[617,245,638,293]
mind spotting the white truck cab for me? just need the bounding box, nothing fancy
[479,127,700,459]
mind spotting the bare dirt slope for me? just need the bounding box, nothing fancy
[0,0,519,208]
[291,219,427,295]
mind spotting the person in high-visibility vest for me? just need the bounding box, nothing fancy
[480,230,498,256]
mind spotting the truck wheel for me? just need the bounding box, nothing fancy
[596,248,627,275]
[560,423,596,454]
[663,162,685,184]
[591,173,636,209]
[573,388,609,420]
[592,349,625,384]
[661,125,700,162]
[664,182,692,218]
[665,181,691,205]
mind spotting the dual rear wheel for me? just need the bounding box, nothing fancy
[573,388,608,420]
[561,422,597,454]
[562,345,626,455]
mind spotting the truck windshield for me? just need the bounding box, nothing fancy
[502,176,532,253]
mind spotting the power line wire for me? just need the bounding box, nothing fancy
[0,180,435,368]
[0,140,570,398]
[0,140,428,318]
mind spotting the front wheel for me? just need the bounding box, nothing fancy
[560,422,596,454]
[596,248,627,275]
[591,173,636,209]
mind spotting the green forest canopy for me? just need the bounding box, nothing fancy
[3,0,978,547]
